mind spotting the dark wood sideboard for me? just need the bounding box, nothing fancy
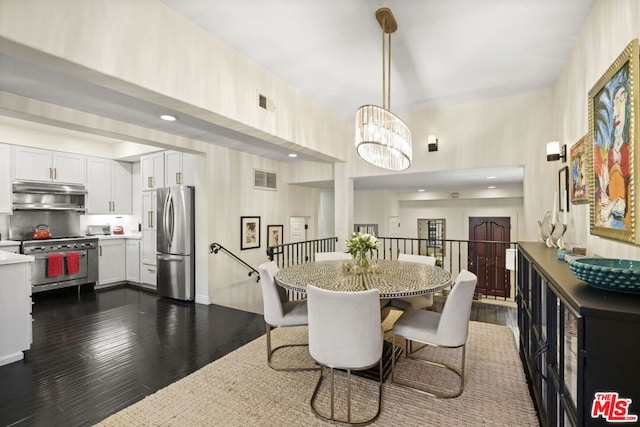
[517,242,640,427]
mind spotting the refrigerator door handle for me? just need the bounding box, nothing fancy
[157,254,184,262]
[168,193,175,245]
[162,191,172,249]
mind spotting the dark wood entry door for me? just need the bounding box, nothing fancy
[468,217,511,298]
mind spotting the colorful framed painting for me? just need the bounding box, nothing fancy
[267,224,283,247]
[569,135,589,204]
[240,216,261,250]
[588,39,639,243]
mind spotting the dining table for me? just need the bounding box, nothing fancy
[274,259,452,382]
[274,259,452,298]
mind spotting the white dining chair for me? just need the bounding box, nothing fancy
[391,253,437,310]
[314,251,352,261]
[307,285,383,425]
[257,261,317,372]
[391,269,477,397]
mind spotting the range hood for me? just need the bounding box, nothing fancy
[12,180,87,212]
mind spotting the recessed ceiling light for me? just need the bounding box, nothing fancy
[488,185,496,189]
[160,114,177,122]
[418,189,425,192]
[288,153,298,158]
[486,176,497,180]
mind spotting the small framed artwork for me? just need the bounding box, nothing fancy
[559,166,569,212]
[267,224,284,247]
[240,216,261,250]
[588,38,638,243]
[570,135,589,204]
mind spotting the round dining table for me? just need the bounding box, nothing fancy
[274,259,452,298]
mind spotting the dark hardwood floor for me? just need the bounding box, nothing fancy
[0,286,265,427]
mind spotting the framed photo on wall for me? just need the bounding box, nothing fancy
[570,135,589,204]
[241,216,261,250]
[267,224,284,247]
[559,166,569,212]
[588,38,639,244]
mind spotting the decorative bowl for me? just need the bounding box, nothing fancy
[568,258,640,293]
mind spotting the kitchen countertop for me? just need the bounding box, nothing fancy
[0,240,21,247]
[0,251,34,266]
[94,234,141,240]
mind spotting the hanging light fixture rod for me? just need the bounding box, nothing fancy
[376,8,397,111]
[375,8,397,33]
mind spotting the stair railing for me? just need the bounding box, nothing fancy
[209,242,260,282]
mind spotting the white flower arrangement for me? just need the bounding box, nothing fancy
[345,232,379,258]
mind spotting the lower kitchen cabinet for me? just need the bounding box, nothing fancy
[517,242,640,427]
[98,239,126,286]
[126,239,140,283]
[140,263,157,289]
[0,257,32,366]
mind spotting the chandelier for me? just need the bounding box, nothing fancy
[355,7,412,171]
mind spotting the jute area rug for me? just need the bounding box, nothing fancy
[98,313,539,426]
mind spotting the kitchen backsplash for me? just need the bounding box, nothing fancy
[0,214,141,241]
[81,214,140,235]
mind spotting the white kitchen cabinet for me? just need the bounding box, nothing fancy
[141,152,164,191]
[0,256,32,366]
[13,146,85,184]
[165,150,195,186]
[0,143,11,213]
[140,191,157,288]
[98,239,126,286]
[126,239,140,283]
[86,157,132,214]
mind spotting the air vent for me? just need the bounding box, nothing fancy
[254,169,277,190]
[257,93,276,111]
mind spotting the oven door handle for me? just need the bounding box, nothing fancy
[32,251,87,260]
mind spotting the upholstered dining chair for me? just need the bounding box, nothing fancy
[391,253,438,310]
[314,251,352,261]
[391,269,477,398]
[306,285,383,425]
[258,261,316,372]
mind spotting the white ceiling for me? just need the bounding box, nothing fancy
[0,0,595,192]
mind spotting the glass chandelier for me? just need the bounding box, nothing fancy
[355,7,412,171]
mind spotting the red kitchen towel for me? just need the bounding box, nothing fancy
[47,253,63,277]
[66,251,80,275]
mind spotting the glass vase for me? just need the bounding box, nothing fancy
[355,251,370,269]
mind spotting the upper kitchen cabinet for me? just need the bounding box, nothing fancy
[0,144,11,214]
[141,152,164,191]
[164,151,195,186]
[86,157,132,214]
[13,146,85,184]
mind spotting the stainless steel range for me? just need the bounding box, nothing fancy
[8,182,98,293]
[22,236,99,293]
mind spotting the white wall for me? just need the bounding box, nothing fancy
[318,189,335,238]
[0,0,349,163]
[398,198,523,243]
[552,0,640,259]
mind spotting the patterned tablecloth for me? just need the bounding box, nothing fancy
[274,259,452,299]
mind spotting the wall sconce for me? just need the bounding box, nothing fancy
[546,141,566,162]
[428,135,438,152]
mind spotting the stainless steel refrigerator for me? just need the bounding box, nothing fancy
[157,186,195,301]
